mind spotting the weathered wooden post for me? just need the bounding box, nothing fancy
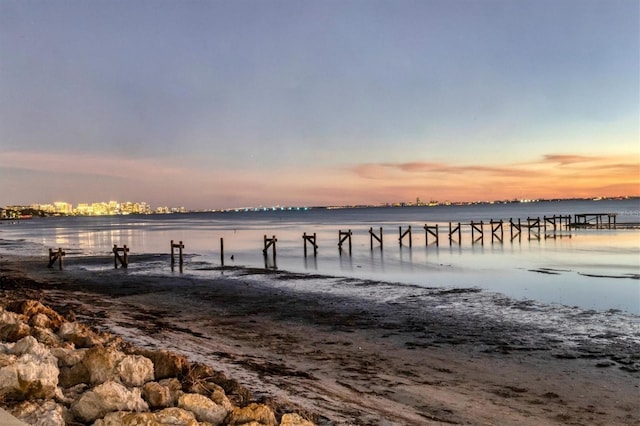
[338,230,352,255]
[490,220,503,243]
[527,217,540,240]
[113,244,130,268]
[263,235,277,269]
[47,248,66,270]
[448,222,461,245]
[369,227,383,250]
[220,238,224,267]
[471,221,484,245]
[171,240,184,272]
[510,218,521,241]
[263,235,277,258]
[424,224,439,246]
[303,232,318,257]
[399,226,412,247]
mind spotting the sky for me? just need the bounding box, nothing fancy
[1,0,638,209]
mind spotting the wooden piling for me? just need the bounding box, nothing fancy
[113,244,129,268]
[338,230,352,255]
[47,248,65,270]
[471,221,484,245]
[399,226,412,247]
[424,224,439,246]
[509,218,521,241]
[369,227,383,250]
[171,240,184,272]
[263,235,277,257]
[527,217,541,240]
[220,238,224,267]
[490,220,503,243]
[303,232,318,257]
[448,222,461,245]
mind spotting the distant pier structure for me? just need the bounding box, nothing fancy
[41,210,631,273]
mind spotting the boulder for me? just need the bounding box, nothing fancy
[51,347,87,367]
[178,393,229,425]
[29,313,52,329]
[59,362,91,388]
[0,352,16,367]
[58,321,103,348]
[81,346,125,384]
[154,407,202,426]
[0,308,23,325]
[10,400,66,426]
[32,325,64,347]
[71,381,148,423]
[94,407,201,426]
[0,322,31,342]
[116,354,154,387]
[280,413,315,426]
[209,383,234,413]
[8,300,65,330]
[0,336,59,400]
[142,379,184,409]
[227,403,277,426]
[136,349,189,380]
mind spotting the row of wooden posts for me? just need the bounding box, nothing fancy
[46,215,575,271]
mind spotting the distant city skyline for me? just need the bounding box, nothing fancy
[1,0,638,209]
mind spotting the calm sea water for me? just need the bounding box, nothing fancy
[1,199,639,314]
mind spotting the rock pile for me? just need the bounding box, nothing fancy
[0,300,315,426]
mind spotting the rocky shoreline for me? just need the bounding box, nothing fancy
[0,298,315,425]
[1,253,639,425]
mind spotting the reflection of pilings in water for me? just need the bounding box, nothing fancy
[303,254,318,270]
[370,246,385,271]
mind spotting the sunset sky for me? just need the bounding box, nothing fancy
[1,0,638,209]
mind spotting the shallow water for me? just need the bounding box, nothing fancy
[1,199,639,313]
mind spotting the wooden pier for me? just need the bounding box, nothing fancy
[572,213,617,228]
[40,211,626,272]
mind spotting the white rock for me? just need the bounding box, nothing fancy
[58,321,103,347]
[0,309,22,325]
[117,354,154,387]
[51,347,87,367]
[9,335,49,358]
[178,393,229,425]
[0,336,59,399]
[71,381,149,423]
[94,407,201,426]
[11,400,66,426]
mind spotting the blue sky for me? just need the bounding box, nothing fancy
[1,0,638,208]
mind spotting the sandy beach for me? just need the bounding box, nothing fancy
[1,252,638,425]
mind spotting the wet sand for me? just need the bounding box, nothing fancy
[1,253,638,425]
